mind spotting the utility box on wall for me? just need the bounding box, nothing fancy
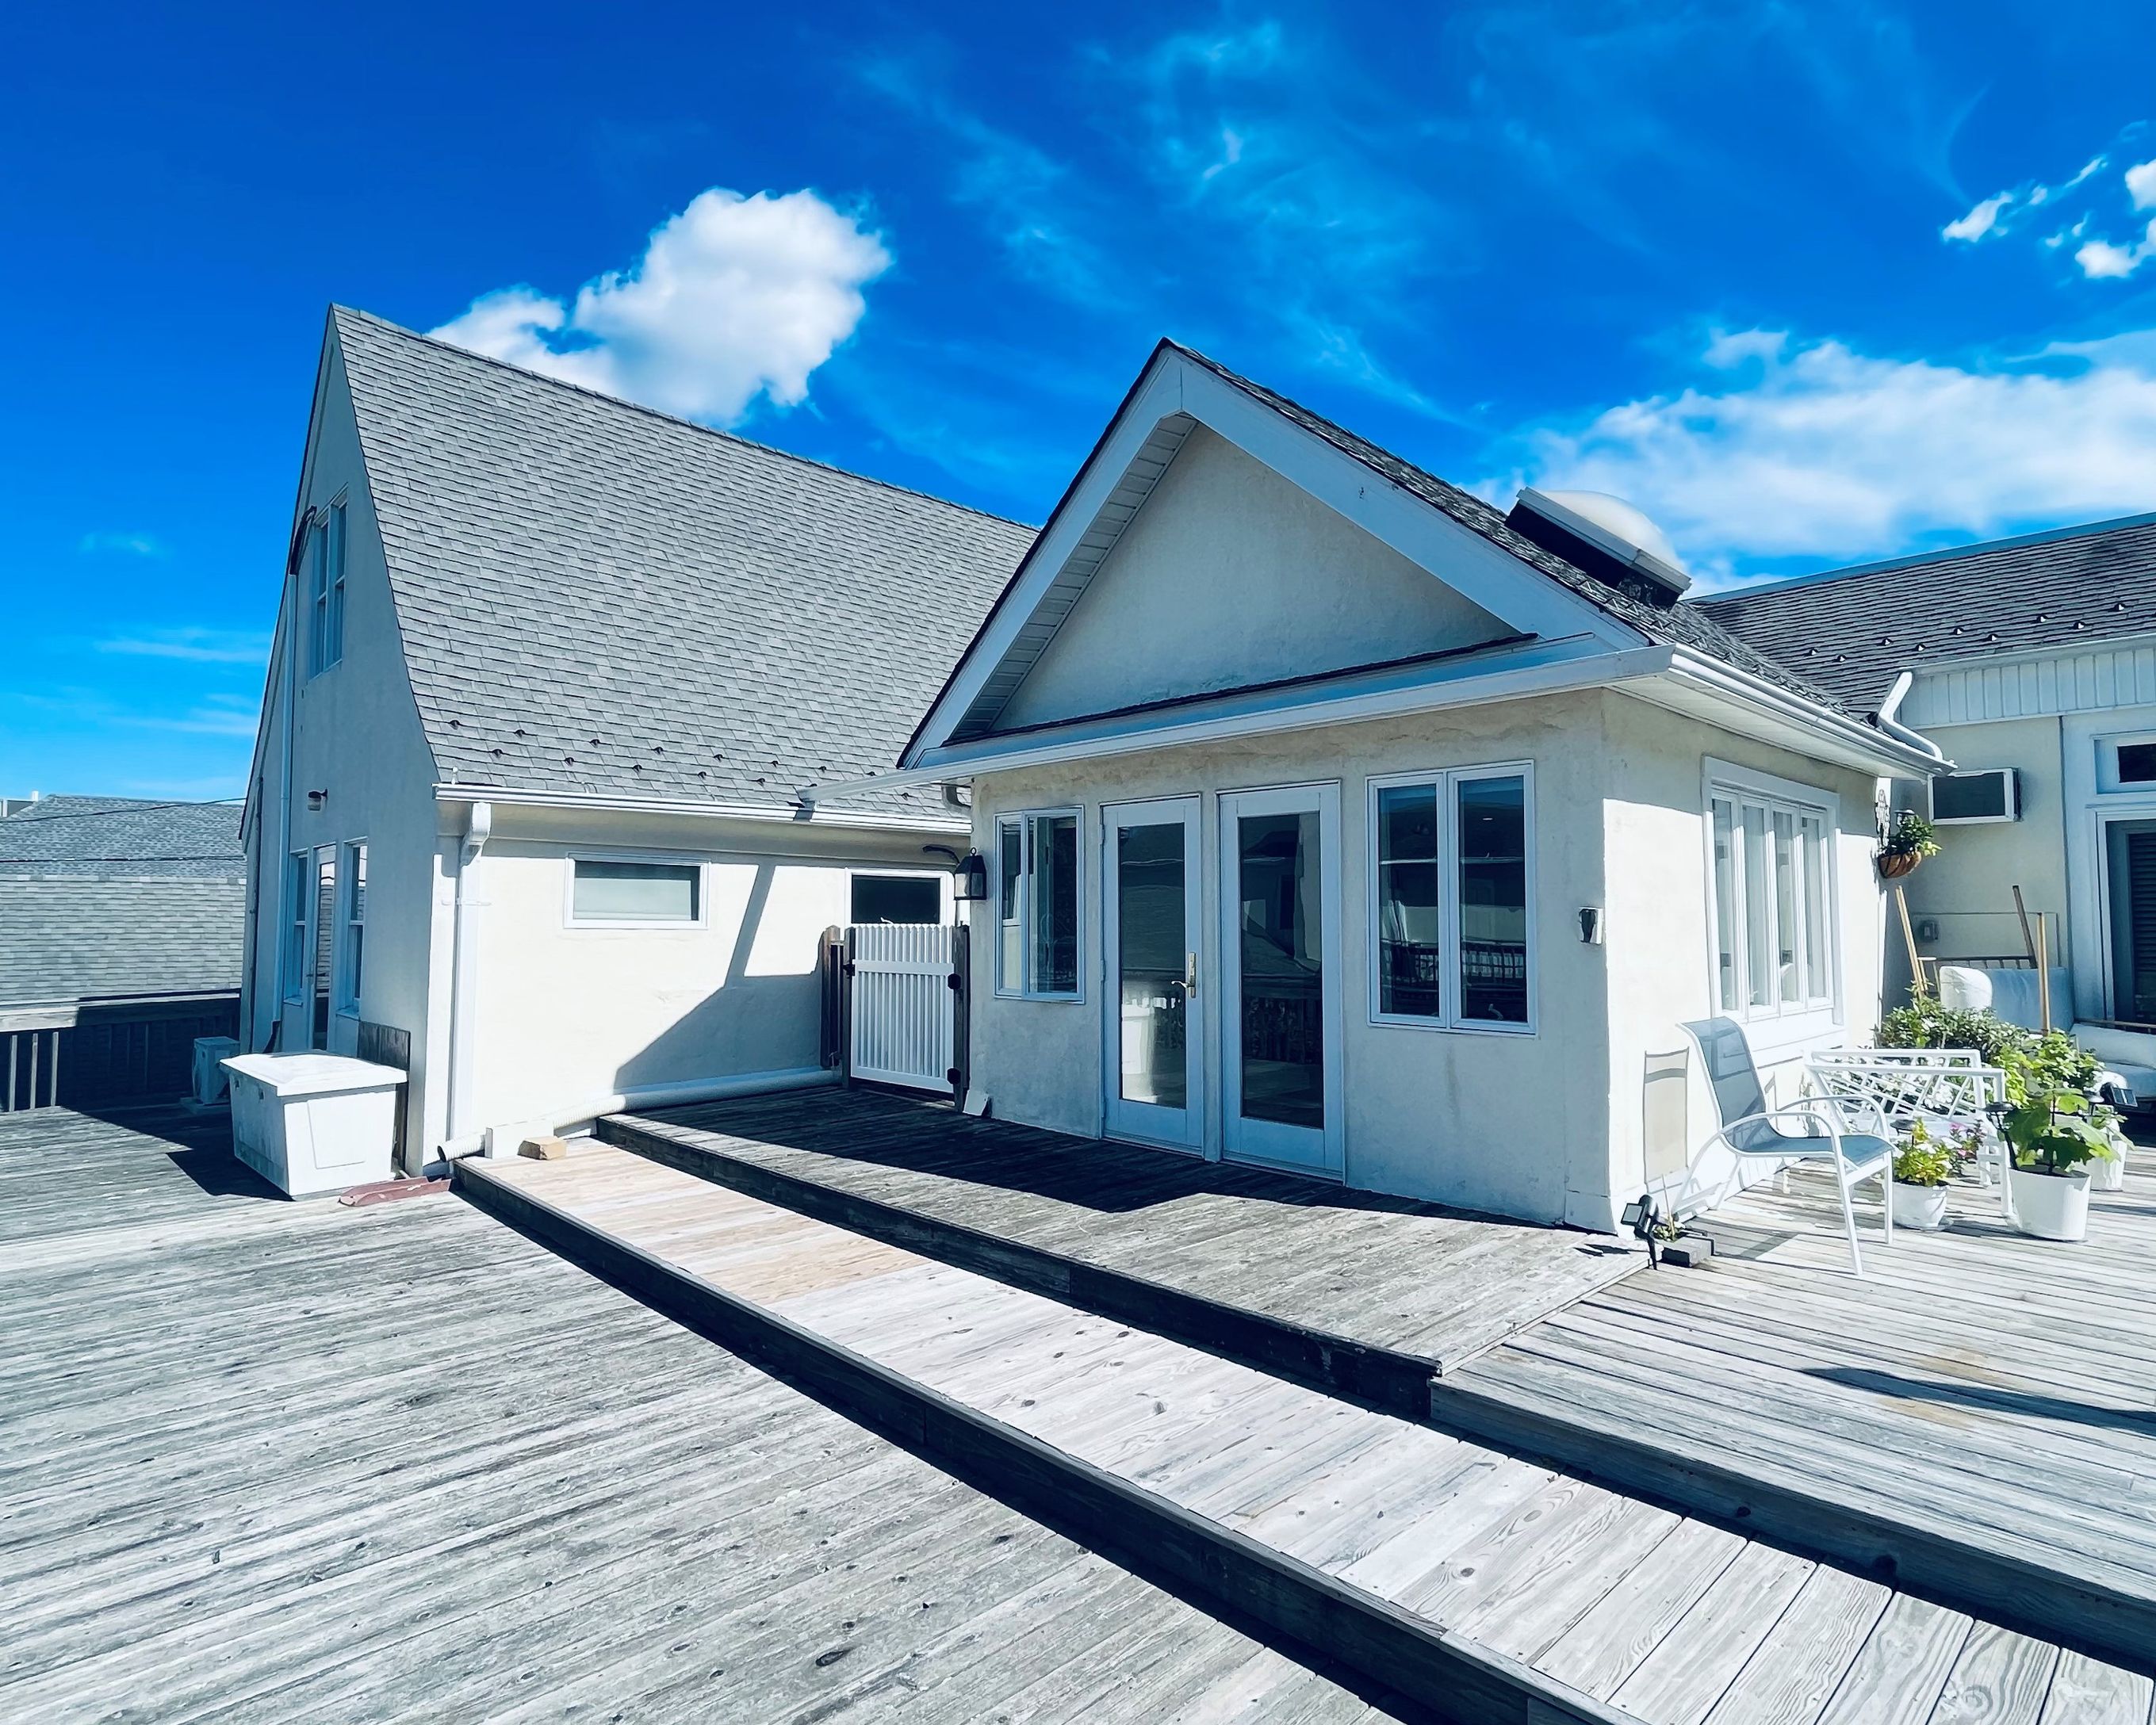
[224,1054,404,1198]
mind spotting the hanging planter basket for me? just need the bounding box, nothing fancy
[1878,848,1923,880]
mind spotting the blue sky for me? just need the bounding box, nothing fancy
[6,0,2156,800]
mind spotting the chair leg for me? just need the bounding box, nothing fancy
[1837,1172,1866,1277]
[1880,1167,1893,1248]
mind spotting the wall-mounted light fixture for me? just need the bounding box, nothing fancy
[1578,906,1604,945]
[305,789,327,811]
[953,851,990,902]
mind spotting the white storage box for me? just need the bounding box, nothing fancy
[223,1054,404,1199]
[192,1036,240,1104]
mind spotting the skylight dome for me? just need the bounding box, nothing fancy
[1506,486,1693,606]
[1536,491,1687,576]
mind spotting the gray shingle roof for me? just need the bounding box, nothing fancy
[0,877,245,1008]
[1695,512,2156,710]
[0,797,244,881]
[1169,345,1866,720]
[331,308,1036,817]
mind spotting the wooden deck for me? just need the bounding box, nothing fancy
[606,1088,1640,1387]
[1447,1146,2156,1680]
[463,1142,2156,1725]
[0,1107,1411,1723]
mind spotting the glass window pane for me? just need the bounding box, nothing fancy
[1457,775,1528,1024]
[1030,814,1078,994]
[1116,821,1187,1107]
[573,860,699,922]
[851,874,940,924]
[1742,804,1771,1008]
[1377,784,1438,863]
[1238,811,1324,1126]
[1377,861,1442,1017]
[2108,820,2156,1022]
[1711,799,1740,1012]
[997,820,1022,988]
[1772,809,1800,1005]
[1801,815,1830,1003]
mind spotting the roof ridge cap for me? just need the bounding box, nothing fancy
[328,304,1040,535]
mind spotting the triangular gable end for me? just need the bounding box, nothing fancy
[904,343,1649,763]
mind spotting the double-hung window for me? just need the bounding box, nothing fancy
[340,841,367,1013]
[282,851,310,1001]
[994,810,1081,998]
[307,502,347,675]
[1369,765,1534,1031]
[1706,763,1836,1022]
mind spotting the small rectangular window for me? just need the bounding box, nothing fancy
[340,841,367,1012]
[572,859,701,924]
[2119,742,2156,786]
[1369,766,1533,1032]
[326,502,347,667]
[851,874,940,925]
[283,851,309,1001]
[994,809,1081,999]
[306,522,329,676]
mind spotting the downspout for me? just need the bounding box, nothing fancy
[1873,671,1945,761]
[268,539,305,1046]
[444,800,492,1145]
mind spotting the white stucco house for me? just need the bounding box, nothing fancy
[1702,513,2156,1102]
[859,342,1945,1233]
[239,308,1032,1168]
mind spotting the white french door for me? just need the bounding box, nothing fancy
[1101,798,1204,1150]
[1219,783,1343,1176]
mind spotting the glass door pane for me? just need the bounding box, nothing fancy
[2109,820,2156,1022]
[312,850,336,1050]
[1237,811,1324,1128]
[1116,821,1187,1108]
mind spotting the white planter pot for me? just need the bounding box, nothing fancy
[2008,1167,2093,1242]
[1890,1180,1948,1231]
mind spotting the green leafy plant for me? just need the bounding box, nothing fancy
[1999,1031,2102,1106]
[1877,1000,2028,1066]
[1882,810,1940,859]
[1999,1038,2120,1177]
[1892,1119,1955,1188]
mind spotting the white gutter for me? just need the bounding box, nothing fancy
[1873,671,1947,762]
[434,782,967,835]
[431,1062,840,1164]
[443,800,492,1142]
[1664,649,1947,777]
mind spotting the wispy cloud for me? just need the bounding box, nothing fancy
[1484,325,2156,581]
[94,627,270,665]
[431,188,891,425]
[124,692,260,738]
[78,531,167,558]
[1940,128,2156,283]
[2073,157,2156,279]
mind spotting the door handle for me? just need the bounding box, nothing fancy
[1184,951,1198,995]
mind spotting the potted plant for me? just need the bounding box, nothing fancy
[1999,1034,2120,1241]
[1890,1119,1953,1230]
[1876,810,1940,880]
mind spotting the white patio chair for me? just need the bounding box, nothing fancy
[1807,1048,2010,1216]
[1681,1017,1895,1276]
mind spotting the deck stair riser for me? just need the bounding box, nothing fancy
[457,1159,1633,1725]
[598,1112,1443,1417]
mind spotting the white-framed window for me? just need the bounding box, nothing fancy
[282,851,309,1001]
[1705,760,1837,1023]
[339,840,367,1014]
[994,809,1082,999]
[850,872,943,926]
[567,856,705,927]
[308,501,347,675]
[1368,764,1534,1033]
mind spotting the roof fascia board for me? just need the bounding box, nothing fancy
[902,638,1671,782]
[1904,626,2156,682]
[905,354,1189,761]
[431,782,969,836]
[1655,648,1947,777]
[903,348,1645,766]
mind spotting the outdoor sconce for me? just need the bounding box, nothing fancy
[952,851,990,902]
[1578,906,1604,945]
[306,789,327,811]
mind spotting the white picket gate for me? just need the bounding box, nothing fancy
[847,924,958,1093]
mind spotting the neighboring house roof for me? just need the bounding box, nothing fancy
[329,308,1037,820]
[1695,512,2156,710]
[0,878,246,1008]
[1170,346,1864,720]
[0,797,245,880]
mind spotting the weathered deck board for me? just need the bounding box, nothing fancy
[0,1108,1403,1723]
[1448,1149,2156,1672]
[607,1087,1640,1377]
[470,1142,2152,1724]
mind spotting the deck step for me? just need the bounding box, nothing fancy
[457,1149,1633,1725]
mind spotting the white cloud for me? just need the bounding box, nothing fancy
[2127,159,2156,209]
[431,189,891,424]
[94,627,270,665]
[78,532,167,557]
[2077,220,2156,280]
[1942,190,2013,242]
[1487,327,2156,577]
